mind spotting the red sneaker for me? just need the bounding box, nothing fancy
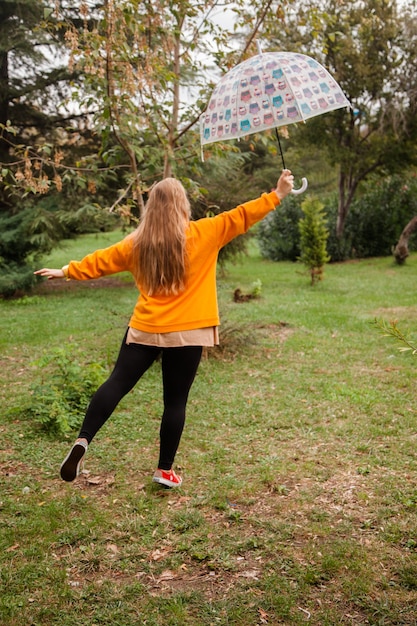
[152,468,183,488]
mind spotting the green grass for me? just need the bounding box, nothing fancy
[2,230,417,625]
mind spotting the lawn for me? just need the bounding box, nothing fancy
[1,229,417,625]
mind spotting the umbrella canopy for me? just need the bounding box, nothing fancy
[200,50,350,148]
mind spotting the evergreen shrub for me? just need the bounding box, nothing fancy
[298,196,330,284]
[0,207,63,296]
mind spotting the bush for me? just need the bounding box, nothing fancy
[14,347,108,437]
[258,194,303,261]
[0,201,120,297]
[0,207,64,296]
[0,263,38,297]
[348,175,417,258]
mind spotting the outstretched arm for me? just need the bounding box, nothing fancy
[212,169,295,248]
[34,235,135,282]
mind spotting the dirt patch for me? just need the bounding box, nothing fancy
[0,459,31,477]
[35,276,135,294]
[255,321,295,343]
[373,306,417,320]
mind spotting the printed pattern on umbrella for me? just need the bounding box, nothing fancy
[200,51,350,146]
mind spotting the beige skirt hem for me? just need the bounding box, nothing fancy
[126,326,219,348]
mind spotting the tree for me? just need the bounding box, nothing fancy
[298,196,330,284]
[0,2,128,295]
[56,0,292,215]
[0,0,296,291]
[1,0,298,213]
[0,1,87,193]
[268,0,417,236]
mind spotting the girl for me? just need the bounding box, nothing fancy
[35,169,294,487]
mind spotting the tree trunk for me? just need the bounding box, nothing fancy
[163,16,182,180]
[337,170,352,237]
[336,168,360,237]
[393,216,417,264]
[105,0,145,215]
[0,50,10,162]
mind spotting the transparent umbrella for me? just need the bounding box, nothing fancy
[200,44,350,194]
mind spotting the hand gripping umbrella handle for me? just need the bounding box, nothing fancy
[291,177,308,195]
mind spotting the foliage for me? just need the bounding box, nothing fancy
[211,320,257,359]
[0,0,294,214]
[0,200,119,297]
[268,0,417,235]
[55,0,287,212]
[323,197,355,262]
[346,174,417,258]
[4,0,417,296]
[0,207,61,263]
[258,194,303,261]
[0,262,38,298]
[374,318,417,355]
[0,1,75,146]
[325,173,417,261]
[17,347,108,437]
[298,196,330,284]
[0,1,88,202]
[0,206,62,296]
[251,278,262,297]
[192,147,277,266]
[232,279,263,303]
[58,206,118,235]
[0,2,123,294]
[0,0,294,293]
[258,173,417,263]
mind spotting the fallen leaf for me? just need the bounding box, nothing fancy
[157,569,176,581]
[239,569,260,579]
[106,543,118,554]
[6,543,20,552]
[150,548,170,561]
[86,476,102,485]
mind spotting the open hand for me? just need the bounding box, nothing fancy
[34,268,65,280]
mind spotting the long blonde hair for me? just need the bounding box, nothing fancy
[133,178,191,296]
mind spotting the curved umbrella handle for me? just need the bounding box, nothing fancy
[291,177,308,195]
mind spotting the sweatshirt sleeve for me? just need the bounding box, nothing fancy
[213,191,280,249]
[67,234,135,280]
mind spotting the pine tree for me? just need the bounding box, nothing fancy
[0,1,92,295]
[298,197,330,285]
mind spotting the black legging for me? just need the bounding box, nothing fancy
[78,332,202,470]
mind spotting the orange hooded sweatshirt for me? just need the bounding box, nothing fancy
[66,191,280,333]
